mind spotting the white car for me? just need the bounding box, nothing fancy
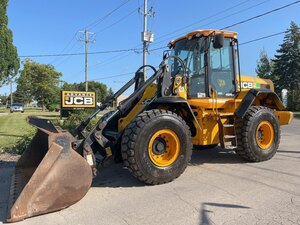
[10,103,24,113]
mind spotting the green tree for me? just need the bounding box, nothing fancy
[256,49,273,79]
[17,59,62,110]
[62,81,112,103]
[0,0,19,84]
[272,21,300,96]
[0,95,6,105]
[107,87,114,99]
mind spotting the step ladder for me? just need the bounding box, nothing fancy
[217,116,237,150]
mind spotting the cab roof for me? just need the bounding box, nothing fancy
[169,29,238,47]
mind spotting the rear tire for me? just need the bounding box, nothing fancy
[235,106,280,162]
[121,109,192,185]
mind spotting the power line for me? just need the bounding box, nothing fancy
[48,32,78,65]
[19,1,300,59]
[51,41,81,66]
[51,2,135,67]
[19,48,141,58]
[88,30,293,80]
[85,0,270,73]
[239,31,287,45]
[239,28,300,45]
[72,0,276,72]
[91,71,135,80]
[54,44,84,68]
[86,0,131,30]
[18,26,284,59]
[150,0,273,47]
[221,0,300,30]
[95,8,137,33]
[90,67,157,81]
[19,42,164,60]
[154,0,254,42]
[18,27,289,59]
[59,33,78,53]
[151,0,298,48]
[77,46,165,73]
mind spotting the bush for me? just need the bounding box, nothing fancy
[47,103,60,112]
[58,110,98,133]
[11,130,36,155]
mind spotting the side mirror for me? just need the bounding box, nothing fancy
[213,34,224,49]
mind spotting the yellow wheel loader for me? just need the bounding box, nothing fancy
[7,29,293,222]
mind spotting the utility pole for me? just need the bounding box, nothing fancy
[140,0,154,81]
[79,30,95,91]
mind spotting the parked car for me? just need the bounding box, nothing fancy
[6,104,11,108]
[10,103,24,113]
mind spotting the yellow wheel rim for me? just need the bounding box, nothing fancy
[255,121,274,150]
[148,129,180,167]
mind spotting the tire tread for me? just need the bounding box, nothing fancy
[121,109,192,185]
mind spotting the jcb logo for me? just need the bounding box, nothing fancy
[61,91,96,108]
[240,82,254,89]
[65,97,93,105]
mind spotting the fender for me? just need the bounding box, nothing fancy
[235,88,286,118]
[147,97,201,135]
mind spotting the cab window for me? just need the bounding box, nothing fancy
[209,38,235,97]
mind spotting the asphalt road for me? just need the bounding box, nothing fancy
[1,119,300,225]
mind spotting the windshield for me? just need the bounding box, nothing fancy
[170,36,236,98]
[12,103,23,107]
[170,37,207,98]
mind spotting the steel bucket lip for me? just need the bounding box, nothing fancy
[7,127,92,223]
[27,116,61,134]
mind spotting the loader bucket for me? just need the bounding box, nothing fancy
[7,117,93,222]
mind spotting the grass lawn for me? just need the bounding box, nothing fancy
[0,110,60,152]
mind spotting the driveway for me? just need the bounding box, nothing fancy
[1,119,299,225]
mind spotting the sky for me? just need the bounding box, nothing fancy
[1,0,300,96]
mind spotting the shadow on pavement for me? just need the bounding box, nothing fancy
[190,146,245,165]
[199,202,250,225]
[277,150,300,154]
[92,163,143,188]
[0,161,15,224]
[93,146,245,188]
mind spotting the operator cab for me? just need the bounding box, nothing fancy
[168,30,239,99]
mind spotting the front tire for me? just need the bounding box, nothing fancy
[235,106,280,162]
[121,109,192,185]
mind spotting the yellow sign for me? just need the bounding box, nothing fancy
[61,91,96,108]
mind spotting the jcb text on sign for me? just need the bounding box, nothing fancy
[61,91,96,108]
